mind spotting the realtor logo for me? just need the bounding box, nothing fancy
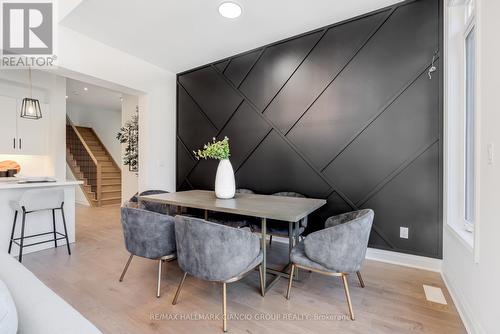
[1,1,56,67]
[2,2,52,54]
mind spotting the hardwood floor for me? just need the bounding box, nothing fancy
[22,205,466,334]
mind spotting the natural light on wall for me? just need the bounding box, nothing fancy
[445,0,476,250]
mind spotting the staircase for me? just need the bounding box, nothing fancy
[66,117,122,206]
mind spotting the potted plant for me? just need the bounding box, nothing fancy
[117,109,139,172]
[194,136,235,199]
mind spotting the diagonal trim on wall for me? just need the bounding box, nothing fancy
[320,60,439,172]
[234,49,266,89]
[211,63,357,209]
[260,29,330,114]
[182,95,246,181]
[218,58,404,251]
[177,0,443,258]
[281,8,395,136]
[177,82,219,130]
[357,139,439,207]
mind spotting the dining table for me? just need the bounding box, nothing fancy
[139,190,326,295]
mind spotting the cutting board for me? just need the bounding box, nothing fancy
[0,160,21,172]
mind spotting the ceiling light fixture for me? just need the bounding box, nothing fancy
[84,87,88,91]
[218,2,242,19]
[20,67,42,120]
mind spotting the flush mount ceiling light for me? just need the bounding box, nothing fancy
[219,2,242,19]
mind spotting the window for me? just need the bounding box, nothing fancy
[445,0,477,249]
[464,5,475,231]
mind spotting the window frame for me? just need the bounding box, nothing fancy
[463,15,476,232]
[444,0,480,258]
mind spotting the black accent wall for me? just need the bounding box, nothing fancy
[177,0,443,259]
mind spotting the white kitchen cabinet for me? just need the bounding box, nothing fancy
[0,95,49,155]
[0,96,19,154]
[16,102,49,155]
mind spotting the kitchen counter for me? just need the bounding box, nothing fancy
[1,180,81,257]
[0,180,82,190]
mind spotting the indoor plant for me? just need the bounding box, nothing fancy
[194,136,235,199]
[117,109,139,172]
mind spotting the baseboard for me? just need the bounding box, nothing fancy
[271,236,442,272]
[365,247,442,272]
[75,200,90,206]
[274,236,481,332]
[441,271,486,334]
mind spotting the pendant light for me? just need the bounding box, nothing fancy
[20,67,42,120]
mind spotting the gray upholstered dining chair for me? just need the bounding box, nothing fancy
[207,188,259,229]
[172,215,264,332]
[138,189,176,215]
[119,206,176,298]
[250,191,308,244]
[286,209,374,320]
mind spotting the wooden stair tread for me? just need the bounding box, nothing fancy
[68,121,123,208]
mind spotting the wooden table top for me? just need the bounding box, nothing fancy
[139,190,326,222]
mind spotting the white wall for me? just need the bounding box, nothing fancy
[0,70,66,180]
[66,102,122,164]
[121,95,139,201]
[442,1,500,334]
[56,26,176,193]
[66,164,89,205]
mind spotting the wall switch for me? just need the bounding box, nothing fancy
[488,143,494,165]
[400,227,409,239]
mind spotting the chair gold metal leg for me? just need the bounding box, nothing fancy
[172,272,187,305]
[222,282,227,332]
[156,259,162,298]
[258,264,264,297]
[341,274,355,320]
[119,254,134,282]
[260,218,267,295]
[286,264,295,300]
[356,271,365,288]
[294,220,300,280]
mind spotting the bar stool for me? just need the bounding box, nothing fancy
[8,188,71,262]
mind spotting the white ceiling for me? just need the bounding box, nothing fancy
[61,0,403,73]
[66,78,123,111]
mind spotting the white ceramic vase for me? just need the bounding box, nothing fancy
[215,159,235,199]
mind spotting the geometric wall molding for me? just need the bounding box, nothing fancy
[177,0,443,258]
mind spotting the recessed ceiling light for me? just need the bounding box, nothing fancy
[65,95,68,99]
[83,87,88,91]
[219,2,241,19]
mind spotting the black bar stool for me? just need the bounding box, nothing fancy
[8,188,71,262]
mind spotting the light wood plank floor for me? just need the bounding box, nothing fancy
[22,205,466,334]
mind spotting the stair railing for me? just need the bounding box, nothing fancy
[66,115,102,206]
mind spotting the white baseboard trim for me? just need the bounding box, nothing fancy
[75,200,90,206]
[365,247,442,272]
[273,236,480,332]
[441,271,485,334]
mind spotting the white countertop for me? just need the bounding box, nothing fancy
[0,179,83,190]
